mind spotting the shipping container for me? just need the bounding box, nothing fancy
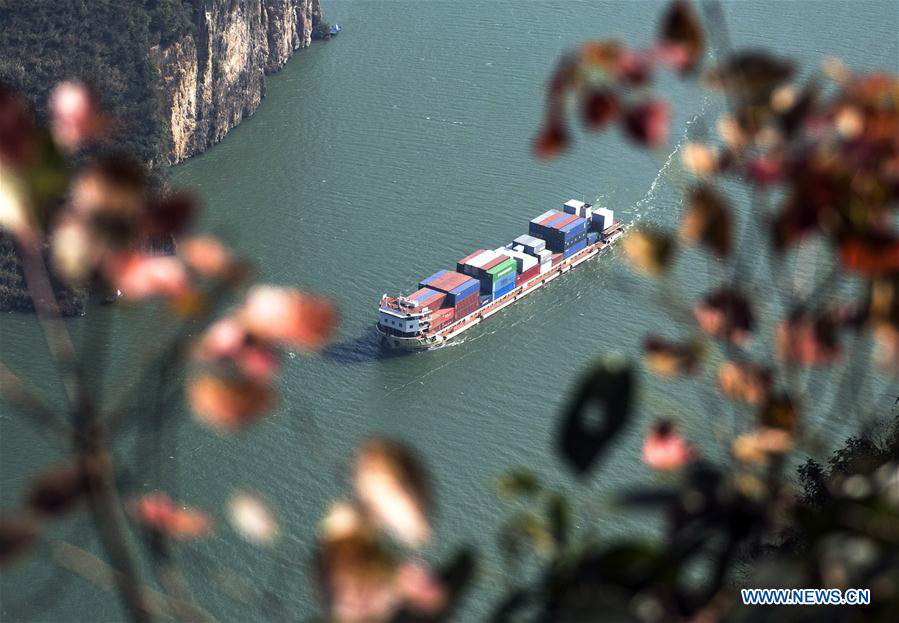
[537,249,552,264]
[591,207,614,233]
[418,270,449,291]
[587,231,599,245]
[514,234,546,254]
[551,252,564,266]
[515,265,540,285]
[420,271,479,297]
[457,249,487,273]
[529,209,557,225]
[408,287,447,311]
[452,299,479,322]
[538,210,566,226]
[429,307,455,331]
[563,238,588,259]
[448,278,480,301]
[539,261,553,274]
[497,248,538,273]
[563,199,585,215]
[560,217,587,237]
[494,280,516,299]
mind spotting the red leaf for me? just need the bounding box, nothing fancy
[615,51,653,86]
[623,99,671,148]
[27,463,86,517]
[0,87,36,167]
[580,89,619,131]
[657,0,705,74]
[134,492,212,540]
[776,310,842,366]
[840,233,899,276]
[534,110,570,159]
[188,374,276,431]
[241,285,338,351]
[0,516,39,567]
[642,420,694,470]
[694,289,755,344]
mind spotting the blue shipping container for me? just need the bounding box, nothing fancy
[493,281,515,299]
[450,279,480,301]
[587,231,599,245]
[560,218,588,238]
[446,284,479,306]
[563,238,588,259]
[492,273,515,291]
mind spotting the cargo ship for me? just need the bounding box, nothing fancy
[377,199,623,350]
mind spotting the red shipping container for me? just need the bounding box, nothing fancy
[515,265,539,286]
[452,294,479,321]
[538,211,565,225]
[428,307,455,332]
[551,252,563,266]
[428,271,476,294]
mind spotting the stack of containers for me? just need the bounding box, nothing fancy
[497,247,539,286]
[590,207,615,234]
[457,251,517,301]
[428,307,455,332]
[538,250,553,273]
[529,210,589,259]
[418,270,481,320]
[513,234,546,256]
[479,254,517,300]
[563,199,593,220]
[408,287,446,311]
[456,249,487,275]
[513,234,552,274]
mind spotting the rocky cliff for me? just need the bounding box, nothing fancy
[152,0,321,164]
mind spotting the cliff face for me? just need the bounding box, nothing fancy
[152,0,321,164]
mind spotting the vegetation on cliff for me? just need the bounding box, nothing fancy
[0,0,199,165]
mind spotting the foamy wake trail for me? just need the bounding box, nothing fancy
[609,94,713,228]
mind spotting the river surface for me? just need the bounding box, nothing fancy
[2,1,898,621]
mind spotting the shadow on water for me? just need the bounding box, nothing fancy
[322,329,414,365]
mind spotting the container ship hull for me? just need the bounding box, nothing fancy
[377,218,623,351]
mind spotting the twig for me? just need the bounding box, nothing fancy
[53,541,213,621]
[0,361,71,438]
[14,232,79,407]
[79,428,154,623]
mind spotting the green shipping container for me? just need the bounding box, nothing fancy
[486,258,516,279]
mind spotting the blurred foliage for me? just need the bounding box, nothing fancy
[2,1,899,622]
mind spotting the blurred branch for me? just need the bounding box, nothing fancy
[79,429,154,623]
[53,541,213,621]
[0,361,71,438]
[15,233,79,406]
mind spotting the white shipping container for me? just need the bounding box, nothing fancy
[592,207,614,231]
[537,249,552,264]
[469,249,498,268]
[514,234,546,254]
[498,248,539,273]
[564,199,585,215]
[539,262,553,274]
